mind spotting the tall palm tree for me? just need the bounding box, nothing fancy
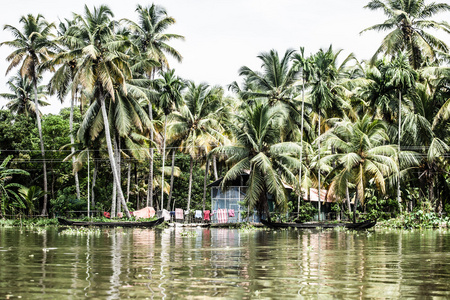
[308,45,355,220]
[71,5,134,218]
[386,52,418,212]
[151,69,184,210]
[322,115,400,222]
[292,47,314,215]
[0,73,49,117]
[125,4,184,208]
[1,14,56,215]
[47,18,83,200]
[211,101,301,220]
[361,0,450,69]
[170,82,225,212]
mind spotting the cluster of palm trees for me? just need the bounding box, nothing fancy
[214,0,450,220]
[1,0,450,220]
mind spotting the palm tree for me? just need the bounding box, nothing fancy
[292,47,314,215]
[0,155,29,217]
[386,52,418,212]
[322,115,400,222]
[150,69,184,211]
[71,5,134,218]
[211,101,301,220]
[47,18,83,200]
[0,73,49,117]
[237,49,303,142]
[308,45,355,220]
[1,14,56,215]
[403,68,450,211]
[170,82,226,212]
[361,0,450,69]
[125,4,184,208]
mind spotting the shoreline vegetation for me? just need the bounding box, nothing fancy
[1,1,450,228]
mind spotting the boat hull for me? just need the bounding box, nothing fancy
[58,217,165,228]
[261,219,376,229]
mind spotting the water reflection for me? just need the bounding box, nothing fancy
[1,227,450,298]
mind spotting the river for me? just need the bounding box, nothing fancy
[1,226,449,299]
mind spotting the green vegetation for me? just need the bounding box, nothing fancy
[1,1,450,228]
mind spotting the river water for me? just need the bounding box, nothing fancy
[1,226,450,299]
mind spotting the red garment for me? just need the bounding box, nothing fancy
[204,210,210,221]
[103,212,111,219]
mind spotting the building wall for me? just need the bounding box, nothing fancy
[211,186,259,223]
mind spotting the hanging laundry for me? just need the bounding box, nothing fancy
[204,210,210,221]
[228,209,235,217]
[217,208,228,223]
[175,208,184,220]
[195,210,203,219]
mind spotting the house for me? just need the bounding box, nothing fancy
[208,174,251,223]
[209,173,337,222]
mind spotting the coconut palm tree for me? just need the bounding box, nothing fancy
[150,69,184,211]
[292,47,314,215]
[1,14,56,215]
[403,68,450,211]
[321,115,400,222]
[46,18,84,200]
[361,0,450,69]
[71,5,134,218]
[211,101,301,220]
[0,73,49,117]
[170,82,226,212]
[386,52,418,212]
[308,45,355,220]
[125,4,184,208]
[238,49,303,141]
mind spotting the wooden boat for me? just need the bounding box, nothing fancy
[58,217,165,228]
[261,219,376,229]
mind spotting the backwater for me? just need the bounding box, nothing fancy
[1,226,450,299]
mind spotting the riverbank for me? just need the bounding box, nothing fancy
[1,211,450,229]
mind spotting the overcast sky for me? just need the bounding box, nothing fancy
[1,0,449,113]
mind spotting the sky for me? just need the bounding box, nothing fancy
[0,0,449,114]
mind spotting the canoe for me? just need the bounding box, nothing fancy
[261,219,376,229]
[57,217,165,228]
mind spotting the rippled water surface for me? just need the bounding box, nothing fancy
[1,226,450,299]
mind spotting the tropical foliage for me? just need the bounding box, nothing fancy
[1,0,450,223]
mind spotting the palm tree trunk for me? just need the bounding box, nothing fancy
[213,155,219,180]
[397,90,402,214]
[353,188,359,223]
[202,157,210,212]
[33,79,48,216]
[70,91,81,199]
[167,150,176,210]
[160,116,167,211]
[91,158,97,210]
[318,113,321,221]
[346,179,351,217]
[99,94,131,218]
[298,73,306,215]
[126,162,131,203]
[187,156,194,212]
[116,136,122,215]
[147,103,154,207]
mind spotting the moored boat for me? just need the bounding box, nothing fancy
[261,219,376,229]
[57,217,165,228]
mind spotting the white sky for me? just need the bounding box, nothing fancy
[0,0,449,114]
